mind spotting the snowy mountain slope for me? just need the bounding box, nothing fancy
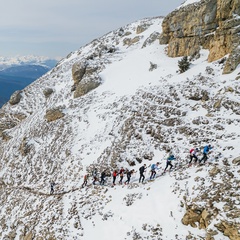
[179,0,201,8]
[0,15,239,240]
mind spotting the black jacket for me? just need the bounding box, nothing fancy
[139,166,146,174]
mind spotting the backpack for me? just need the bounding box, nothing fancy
[190,148,194,154]
[151,164,155,170]
[167,155,175,161]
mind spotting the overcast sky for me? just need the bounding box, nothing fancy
[0,0,184,59]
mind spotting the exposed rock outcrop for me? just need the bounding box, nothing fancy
[71,60,101,98]
[72,60,88,85]
[215,221,240,240]
[160,0,240,73]
[136,23,151,34]
[9,90,22,105]
[74,80,100,98]
[142,32,160,48]
[45,108,65,122]
[232,156,240,165]
[181,205,211,229]
[179,160,240,240]
[43,88,54,98]
[123,36,141,46]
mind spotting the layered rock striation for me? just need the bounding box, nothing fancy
[160,0,240,74]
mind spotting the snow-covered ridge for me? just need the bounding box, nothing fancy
[179,0,201,8]
[0,15,239,240]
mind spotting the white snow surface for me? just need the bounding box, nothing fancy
[179,0,201,8]
[0,16,239,240]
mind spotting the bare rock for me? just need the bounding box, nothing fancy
[74,80,100,98]
[182,206,211,229]
[43,88,54,98]
[142,32,160,48]
[72,60,88,85]
[232,156,240,165]
[123,36,141,46]
[182,207,202,228]
[209,166,221,177]
[160,0,240,73]
[45,108,65,122]
[136,23,151,34]
[72,60,101,98]
[215,221,240,240]
[9,90,22,105]
[189,90,209,101]
[22,232,33,240]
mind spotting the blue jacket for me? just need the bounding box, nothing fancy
[151,164,159,170]
[167,155,176,161]
[203,145,212,154]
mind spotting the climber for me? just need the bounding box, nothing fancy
[164,154,176,172]
[139,164,147,183]
[50,181,55,195]
[199,144,213,164]
[100,170,106,185]
[150,162,160,180]
[125,169,135,184]
[92,168,98,185]
[118,167,125,184]
[82,174,89,188]
[188,148,199,166]
[112,170,118,185]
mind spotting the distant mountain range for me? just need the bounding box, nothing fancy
[0,56,59,107]
[0,55,59,69]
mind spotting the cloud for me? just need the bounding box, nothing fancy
[0,0,183,58]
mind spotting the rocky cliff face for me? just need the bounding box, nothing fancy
[160,0,240,74]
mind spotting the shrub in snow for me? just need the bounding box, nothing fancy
[149,61,157,71]
[123,193,142,206]
[205,66,214,75]
[178,56,190,73]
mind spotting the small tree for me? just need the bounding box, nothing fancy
[178,56,190,73]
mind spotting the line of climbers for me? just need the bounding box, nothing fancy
[89,168,136,187]
[49,144,213,193]
[163,144,214,174]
